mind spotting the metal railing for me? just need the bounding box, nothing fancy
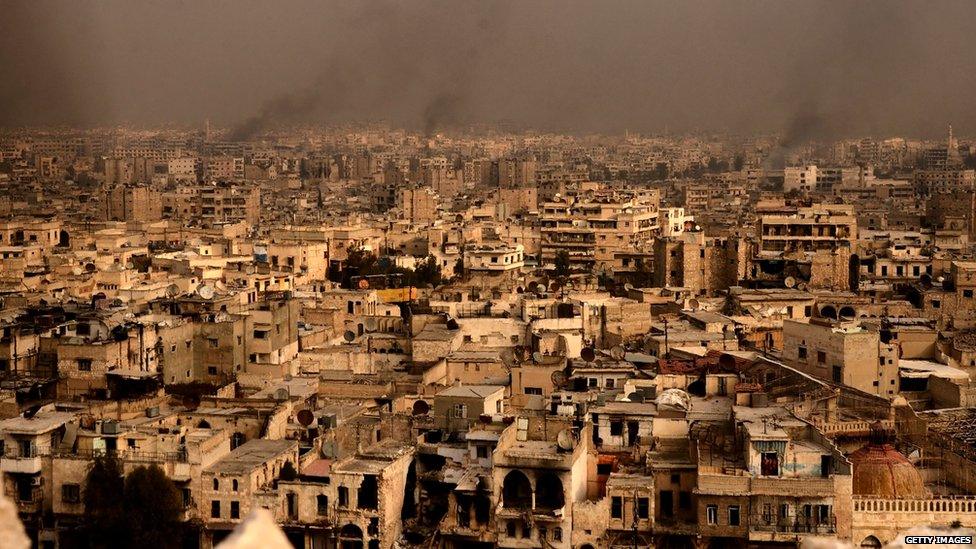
[750,514,837,534]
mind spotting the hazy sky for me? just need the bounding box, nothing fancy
[2,0,975,138]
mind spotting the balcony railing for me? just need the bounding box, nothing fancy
[750,514,836,535]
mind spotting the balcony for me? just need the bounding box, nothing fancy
[8,486,43,514]
[1,445,43,474]
[749,515,836,541]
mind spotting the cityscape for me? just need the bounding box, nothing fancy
[2,2,976,549]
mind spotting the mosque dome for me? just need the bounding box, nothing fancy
[849,422,928,498]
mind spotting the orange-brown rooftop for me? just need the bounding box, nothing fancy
[849,442,928,499]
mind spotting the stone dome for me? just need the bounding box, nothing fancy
[849,424,928,498]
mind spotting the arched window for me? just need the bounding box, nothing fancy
[232,479,238,491]
[860,535,882,548]
[213,478,219,490]
[339,524,364,549]
[535,473,565,511]
[502,470,532,509]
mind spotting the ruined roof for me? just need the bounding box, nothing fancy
[207,439,297,475]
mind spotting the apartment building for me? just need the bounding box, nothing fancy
[540,189,660,273]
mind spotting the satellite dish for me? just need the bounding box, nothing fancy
[550,370,567,388]
[343,330,356,342]
[627,392,645,403]
[297,409,314,427]
[196,284,215,300]
[610,346,626,361]
[124,262,135,270]
[273,388,290,401]
[412,400,430,415]
[549,280,562,292]
[581,347,596,362]
[446,318,459,330]
[358,278,370,289]
[784,276,796,289]
[624,283,634,292]
[920,273,932,286]
[527,281,539,293]
[166,284,181,298]
[85,263,97,273]
[797,282,808,291]
[687,298,700,311]
[537,283,548,293]
[532,351,544,363]
[556,429,575,451]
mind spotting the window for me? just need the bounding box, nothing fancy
[816,351,826,364]
[611,496,622,518]
[524,387,543,395]
[597,463,613,475]
[232,479,238,491]
[213,478,219,490]
[476,446,489,459]
[77,358,92,372]
[965,290,974,298]
[522,524,531,538]
[728,505,741,526]
[553,527,562,542]
[62,484,80,503]
[208,366,218,375]
[338,486,348,507]
[506,521,516,537]
[605,378,615,389]
[317,495,328,515]
[816,504,830,523]
[208,338,219,348]
[453,404,467,419]
[230,501,240,519]
[798,346,807,359]
[588,378,598,388]
[610,421,623,436]
[679,491,691,510]
[932,300,941,309]
[832,365,842,383]
[211,500,221,518]
[637,497,649,519]
[706,504,718,525]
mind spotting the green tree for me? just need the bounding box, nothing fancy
[123,465,184,549]
[83,454,125,549]
[413,255,443,287]
[554,250,571,277]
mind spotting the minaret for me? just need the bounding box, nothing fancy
[948,123,955,150]
[205,118,212,142]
